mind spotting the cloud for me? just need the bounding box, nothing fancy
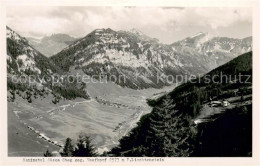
[6,7,252,43]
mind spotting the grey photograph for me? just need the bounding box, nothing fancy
[6,6,253,157]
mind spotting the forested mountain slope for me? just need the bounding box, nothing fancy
[6,26,89,103]
[109,51,252,157]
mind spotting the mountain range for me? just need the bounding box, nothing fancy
[50,28,252,89]
[6,26,252,98]
[27,34,78,57]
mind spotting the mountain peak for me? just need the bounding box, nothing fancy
[129,28,145,36]
[6,26,26,42]
[93,28,115,33]
[190,32,208,38]
[50,33,73,38]
[27,33,78,57]
[42,33,76,42]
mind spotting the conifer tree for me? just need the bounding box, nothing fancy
[146,95,176,156]
[146,95,194,156]
[73,135,97,157]
[60,138,74,157]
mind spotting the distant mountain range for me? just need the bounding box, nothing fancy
[27,34,78,57]
[7,26,252,91]
[171,32,252,69]
[50,28,252,89]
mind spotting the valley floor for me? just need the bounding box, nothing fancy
[8,81,177,156]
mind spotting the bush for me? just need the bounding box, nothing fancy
[44,149,53,157]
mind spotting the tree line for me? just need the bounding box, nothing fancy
[44,135,97,157]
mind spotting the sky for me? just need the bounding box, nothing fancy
[6,6,252,44]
